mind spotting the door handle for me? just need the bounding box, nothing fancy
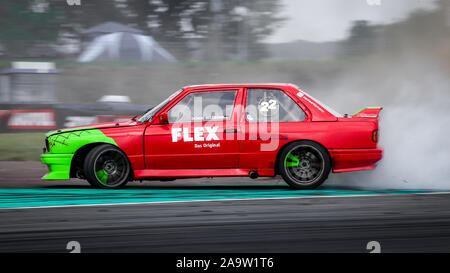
[224,129,237,133]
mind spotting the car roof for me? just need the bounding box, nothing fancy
[183,83,299,90]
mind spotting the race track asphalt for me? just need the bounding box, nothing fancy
[1,161,450,253]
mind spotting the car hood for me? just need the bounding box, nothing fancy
[46,120,141,137]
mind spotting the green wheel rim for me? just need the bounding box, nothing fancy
[285,153,300,167]
[95,169,109,185]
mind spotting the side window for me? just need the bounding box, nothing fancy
[246,89,306,122]
[168,91,237,123]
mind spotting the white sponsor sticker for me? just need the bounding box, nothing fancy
[171,126,219,143]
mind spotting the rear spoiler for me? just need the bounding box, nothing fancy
[353,107,383,118]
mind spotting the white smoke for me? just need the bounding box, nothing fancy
[324,58,450,190]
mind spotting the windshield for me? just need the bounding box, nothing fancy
[137,89,183,123]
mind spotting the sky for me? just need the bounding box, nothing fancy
[265,0,438,43]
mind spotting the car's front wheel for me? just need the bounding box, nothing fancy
[278,141,331,189]
[84,144,131,188]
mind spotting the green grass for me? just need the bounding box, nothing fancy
[0,133,45,161]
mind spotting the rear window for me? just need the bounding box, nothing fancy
[297,89,342,117]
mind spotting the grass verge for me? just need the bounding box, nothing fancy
[0,133,45,161]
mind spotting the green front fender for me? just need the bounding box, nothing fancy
[41,129,118,180]
[46,129,117,154]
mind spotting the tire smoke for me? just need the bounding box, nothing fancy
[325,60,450,190]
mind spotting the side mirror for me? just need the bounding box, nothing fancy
[159,112,169,124]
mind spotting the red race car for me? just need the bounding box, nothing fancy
[41,83,383,189]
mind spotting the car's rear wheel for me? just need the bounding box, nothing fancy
[278,141,331,189]
[84,144,131,189]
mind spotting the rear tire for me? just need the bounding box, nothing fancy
[84,144,131,189]
[278,141,331,189]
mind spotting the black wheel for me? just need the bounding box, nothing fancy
[83,144,131,189]
[278,141,331,189]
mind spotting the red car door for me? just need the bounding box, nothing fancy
[144,88,243,169]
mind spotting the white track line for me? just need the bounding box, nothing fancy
[0,191,449,210]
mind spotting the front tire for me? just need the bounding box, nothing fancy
[84,144,131,189]
[278,141,331,189]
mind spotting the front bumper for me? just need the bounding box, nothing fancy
[329,148,383,173]
[41,153,74,180]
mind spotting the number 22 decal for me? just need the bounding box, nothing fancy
[260,99,277,112]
